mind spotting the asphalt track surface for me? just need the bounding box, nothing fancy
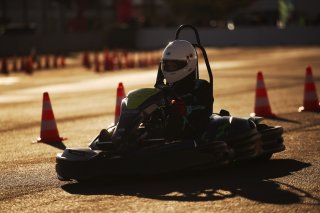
[1,47,320,212]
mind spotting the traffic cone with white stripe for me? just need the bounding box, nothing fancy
[60,55,66,67]
[250,71,275,117]
[82,52,91,69]
[34,92,66,145]
[12,57,18,72]
[298,66,320,112]
[44,55,50,69]
[53,55,58,68]
[94,52,100,72]
[1,58,9,74]
[115,82,126,124]
[25,56,33,74]
[103,50,114,71]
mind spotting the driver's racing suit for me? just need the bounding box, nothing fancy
[156,73,213,140]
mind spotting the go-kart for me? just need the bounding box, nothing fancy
[56,25,285,182]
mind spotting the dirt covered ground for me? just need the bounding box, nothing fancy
[0,46,319,212]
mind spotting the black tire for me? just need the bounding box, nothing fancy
[75,178,92,183]
[255,153,273,161]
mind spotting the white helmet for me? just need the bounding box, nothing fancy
[161,40,197,84]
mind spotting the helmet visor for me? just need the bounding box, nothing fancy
[161,60,187,72]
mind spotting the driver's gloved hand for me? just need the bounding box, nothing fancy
[170,99,186,116]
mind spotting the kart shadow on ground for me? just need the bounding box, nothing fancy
[61,159,319,205]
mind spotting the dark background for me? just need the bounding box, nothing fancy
[0,0,320,56]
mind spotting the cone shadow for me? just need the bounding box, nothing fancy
[42,141,66,150]
[266,115,301,124]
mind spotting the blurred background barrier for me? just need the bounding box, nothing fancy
[1,0,320,75]
[1,27,320,56]
[0,54,67,75]
[81,49,161,72]
[136,26,320,49]
[1,0,320,57]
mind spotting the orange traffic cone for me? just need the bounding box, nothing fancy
[25,56,33,74]
[94,52,100,72]
[36,56,42,70]
[60,55,66,67]
[133,52,139,68]
[53,55,58,68]
[251,71,275,117]
[34,92,66,144]
[115,82,126,124]
[146,52,152,67]
[12,57,18,72]
[1,58,9,74]
[103,49,110,71]
[44,55,50,69]
[126,53,134,69]
[113,52,122,70]
[82,52,91,69]
[19,58,24,71]
[298,66,320,112]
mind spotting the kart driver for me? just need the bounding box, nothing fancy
[155,39,213,140]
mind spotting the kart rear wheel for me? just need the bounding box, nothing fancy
[255,153,273,161]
